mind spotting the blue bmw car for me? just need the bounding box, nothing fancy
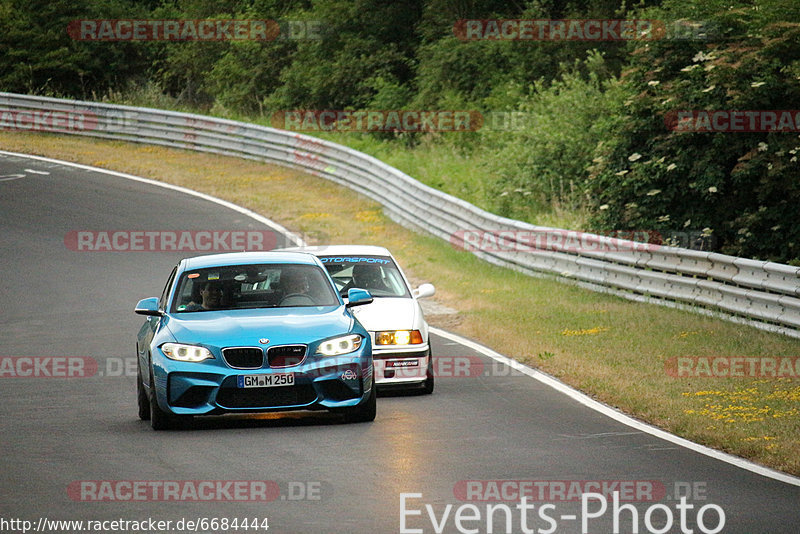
[135,251,376,430]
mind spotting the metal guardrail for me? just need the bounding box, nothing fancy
[2,92,799,337]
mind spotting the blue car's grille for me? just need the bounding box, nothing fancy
[222,347,263,369]
[267,345,306,368]
[216,384,317,409]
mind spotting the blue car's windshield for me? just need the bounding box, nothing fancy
[171,263,339,312]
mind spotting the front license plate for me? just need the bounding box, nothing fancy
[237,373,295,388]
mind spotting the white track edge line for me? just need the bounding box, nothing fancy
[0,150,305,247]
[430,326,800,487]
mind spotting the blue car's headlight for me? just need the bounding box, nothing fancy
[161,343,214,362]
[316,335,363,356]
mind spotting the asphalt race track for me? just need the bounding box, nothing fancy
[1,152,798,534]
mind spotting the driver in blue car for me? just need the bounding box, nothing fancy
[185,281,224,311]
[279,269,315,306]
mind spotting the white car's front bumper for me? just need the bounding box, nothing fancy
[372,345,430,385]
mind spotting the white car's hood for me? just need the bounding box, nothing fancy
[350,297,420,332]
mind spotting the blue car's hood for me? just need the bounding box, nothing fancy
[164,306,354,347]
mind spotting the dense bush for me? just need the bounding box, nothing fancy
[587,1,800,262]
[481,51,629,221]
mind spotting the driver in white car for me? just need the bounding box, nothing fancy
[347,263,388,293]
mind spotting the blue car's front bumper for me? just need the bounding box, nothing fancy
[151,347,373,416]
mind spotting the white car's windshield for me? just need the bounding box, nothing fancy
[318,255,410,298]
[171,263,339,312]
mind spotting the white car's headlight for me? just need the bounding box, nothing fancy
[161,343,214,362]
[316,335,363,356]
[375,330,424,345]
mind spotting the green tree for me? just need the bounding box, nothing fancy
[263,0,423,110]
[0,0,151,96]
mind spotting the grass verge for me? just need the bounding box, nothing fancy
[2,131,799,476]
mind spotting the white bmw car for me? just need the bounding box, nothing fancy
[280,245,435,393]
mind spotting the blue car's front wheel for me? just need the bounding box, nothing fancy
[149,370,192,431]
[341,378,377,423]
[137,362,150,421]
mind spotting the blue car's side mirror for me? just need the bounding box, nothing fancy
[135,297,163,316]
[345,288,373,308]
